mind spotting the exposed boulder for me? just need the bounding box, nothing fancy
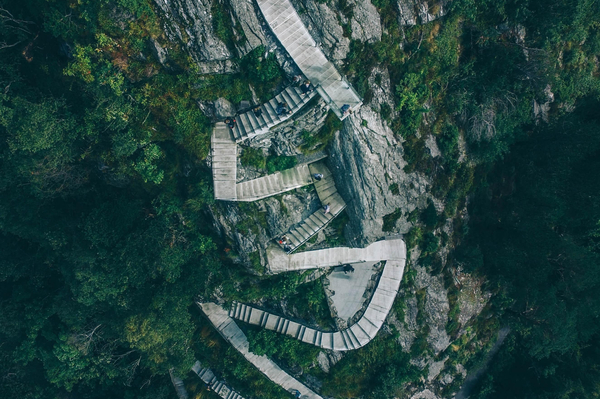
[153,0,232,63]
[214,97,236,118]
[149,38,169,65]
[329,105,430,246]
[348,0,382,42]
[292,0,351,61]
[397,0,451,26]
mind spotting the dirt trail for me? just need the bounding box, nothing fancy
[454,326,511,399]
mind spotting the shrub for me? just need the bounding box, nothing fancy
[383,208,403,232]
[421,201,438,228]
[266,155,297,174]
[240,147,265,170]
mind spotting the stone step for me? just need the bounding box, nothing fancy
[266,99,283,121]
[280,88,298,109]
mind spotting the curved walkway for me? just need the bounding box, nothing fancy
[229,257,405,351]
[268,238,406,273]
[198,302,323,399]
[256,0,362,119]
[192,361,246,399]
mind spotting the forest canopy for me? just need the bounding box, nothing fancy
[1,0,600,398]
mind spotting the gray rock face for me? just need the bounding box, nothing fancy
[154,0,232,62]
[214,98,236,118]
[329,105,430,246]
[414,264,451,354]
[227,0,268,56]
[410,389,440,399]
[247,99,330,155]
[293,0,351,61]
[348,0,382,42]
[368,67,398,117]
[397,0,451,26]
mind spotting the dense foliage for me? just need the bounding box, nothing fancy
[1,0,599,398]
[461,99,600,399]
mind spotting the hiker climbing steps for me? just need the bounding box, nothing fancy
[192,361,246,399]
[256,0,362,119]
[229,86,317,143]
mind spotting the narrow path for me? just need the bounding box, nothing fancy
[192,361,246,399]
[230,86,317,143]
[454,327,511,399]
[236,162,314,202]
[279,162,347,252]
[267,238,406,273]
[229,256,405,351]
[256,0,362,119]
[198,302,323,399]
[212,123,238,201]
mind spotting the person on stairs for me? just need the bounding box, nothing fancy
[253,106,262,118]
[292,74,302,86]
[323,204,330,214]
[300,80,313,95]
[313,173,323,181]
[341,104,351,116]
[276,102,289,115]
[279,235,288,246]
[225,117,236,129]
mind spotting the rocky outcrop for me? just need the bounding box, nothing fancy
[292,0,351,61]
[348,0,382,42]
[397,0,451,26]
[153,0,270,72]
[227,0,268,56]
[154,0,232,61]
[329,105,430,246]
[415,264,451,354]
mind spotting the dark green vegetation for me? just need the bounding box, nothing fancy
[240,146,298,173]
[0,1,283,398]
[461,99,600,399]
[321,328,420,398]
[1,0,600,399]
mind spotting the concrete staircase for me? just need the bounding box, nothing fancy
[268,238,407,273]
[198,302,324,399]
[226,250,406,351]
[279,162,346,252]
[236,163,313,201]
[256,0,362,119]
[212,123,238,201]
[230,86,317,143]
[192,361,246,399]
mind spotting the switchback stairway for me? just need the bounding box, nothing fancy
[227,259,404,351]
[230,85,317,143]
[255,0,362,119]
[198,302,323,399]
[277,161,346,253]
[192,361,246,399]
